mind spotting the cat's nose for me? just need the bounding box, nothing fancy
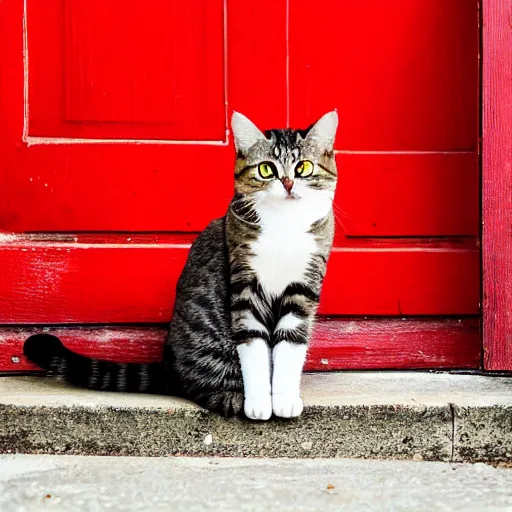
[281,177,294,194]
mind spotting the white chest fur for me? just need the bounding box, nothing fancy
[250,187,332,297]
[250,221,316,297]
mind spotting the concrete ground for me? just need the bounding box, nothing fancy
[1,455,511,511]
[1,373,512,461]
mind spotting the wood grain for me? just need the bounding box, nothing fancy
[0,318,481,373]
[0,235,480,322]
[482,0,512,370]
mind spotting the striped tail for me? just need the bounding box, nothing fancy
[23,335,167,393]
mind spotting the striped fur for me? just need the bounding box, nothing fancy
[23,335,166,393]
[24,111,338,420]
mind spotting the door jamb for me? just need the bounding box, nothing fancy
[482,0,512,370]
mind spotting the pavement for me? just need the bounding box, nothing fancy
[1,455,512,511]
[1,372,512,462]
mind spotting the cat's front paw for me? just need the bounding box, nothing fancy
[272,393,304,418]
[244,393,272,421]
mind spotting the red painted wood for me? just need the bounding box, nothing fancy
[0,2,480,336]
[337,153,479,236]
[227,0,288,129]
[1,327,166,371]
[290,0,479,151]
[307,318,481,371]
[0,0,286,233]
[0,319,481,373]
[0,0,479,234]
[482,0,512,370]
[29,0,226,140]
[324,239,479,316]
[0,235,479,323]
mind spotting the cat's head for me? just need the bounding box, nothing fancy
[231,111,338,204]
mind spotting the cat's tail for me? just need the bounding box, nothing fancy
[23,335,168,393]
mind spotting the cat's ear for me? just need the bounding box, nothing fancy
[305,111,338,151]
[231,112,267,154]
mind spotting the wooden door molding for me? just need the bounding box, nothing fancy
[2,320,481,373]
[482,0,512,370]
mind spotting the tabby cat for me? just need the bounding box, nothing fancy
[24,111,338,420]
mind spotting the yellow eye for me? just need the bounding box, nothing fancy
[295,160,314,178]
[258,162,274,179]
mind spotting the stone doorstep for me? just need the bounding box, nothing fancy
[0,373,511,462]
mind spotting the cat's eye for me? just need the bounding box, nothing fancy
[258,162,275,179]
[295,160,314,178]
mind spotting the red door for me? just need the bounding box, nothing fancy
[0,1,480,371]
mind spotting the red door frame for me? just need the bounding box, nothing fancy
[482,0,512,370]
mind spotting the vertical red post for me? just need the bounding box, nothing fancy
[482,0,512,369]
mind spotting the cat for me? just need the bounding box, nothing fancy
[24,110,338,421]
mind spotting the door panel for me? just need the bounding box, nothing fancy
[290,0,479,151]
[29,0,226,140]
[287,0,481,316]
[0,0,287,233]
[337,153,479,237]
[0,0,480,321]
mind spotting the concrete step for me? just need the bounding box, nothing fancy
[2,455,512,511]
[0,373,511,462]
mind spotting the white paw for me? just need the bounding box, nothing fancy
[244,394,272,421]
[272,393,304,418]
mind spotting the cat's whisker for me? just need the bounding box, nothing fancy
[332,203,352,221]
[332,211,347,233]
